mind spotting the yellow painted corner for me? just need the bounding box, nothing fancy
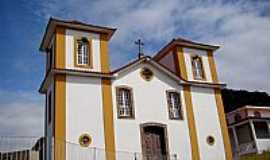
[183,86,200,160]
[214,89,233,160]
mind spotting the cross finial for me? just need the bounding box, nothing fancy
[135,39,144,59]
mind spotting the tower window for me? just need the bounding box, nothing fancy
[253,121,270,139]
[116,87,134,118]
[191,55,205,80]
[75,37,92,67]
[166,91,183,120]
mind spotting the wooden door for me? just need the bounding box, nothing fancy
[143,132,163,160]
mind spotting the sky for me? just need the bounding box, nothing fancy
[0,0,269,137]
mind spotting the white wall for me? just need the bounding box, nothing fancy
[183,48,212,82]
[191,87,226,160]
[66,76,105,154]
[65,29,101,72]
[257,139,270,153]
[46,82,54,160]
[112,63,192,160]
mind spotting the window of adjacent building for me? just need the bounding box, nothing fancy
[191,55,205,80]
[116,87,134,118]
[75,37,91,67]
[166,91,183,120]
[253,121,270,139]
[48,92,52,124]
[235,123,254,144]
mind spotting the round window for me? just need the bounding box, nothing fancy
[140,67,154,81]
[79,134,92,147]
[206,136,215,146]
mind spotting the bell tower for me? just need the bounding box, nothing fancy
[39,18,116,160]
[153,38,233,160]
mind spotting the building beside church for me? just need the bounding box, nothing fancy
[39,18,232,160]
[227,105,270,158]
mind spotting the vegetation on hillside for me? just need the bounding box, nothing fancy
[221,89,270,113]
[240,151,270,160]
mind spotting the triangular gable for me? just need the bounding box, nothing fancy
[111,56,182,83]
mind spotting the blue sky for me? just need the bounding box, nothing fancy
[0,0,270,136]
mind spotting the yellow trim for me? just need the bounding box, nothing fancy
[208,50,233,159]
[101,79,116,160]
[100,34,110,73]
[183,86,200,160]
[207,51,219,83]
[54,26,66,160]
[54,74,66,160]
[73,36,93,68]
[214,89,233,160]
[55,27,65,69]
[176,47,188,80]
[176,46,200,160]
[79,133,92,147]
[100,33,115,159]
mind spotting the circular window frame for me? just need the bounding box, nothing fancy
[206,136,215,146]
[79,133,92,147]
[140,67,154,81]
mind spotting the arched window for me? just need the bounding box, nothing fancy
[116,87,134,118]
[166,91,183,119]
[75,37,91,67]
[191,55,205,80]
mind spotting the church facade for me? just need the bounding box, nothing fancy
[39,18,232,160]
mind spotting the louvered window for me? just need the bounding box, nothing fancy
[166,91,182,119]
[116,87,134,118]
[76,37,90,66]
[192,56,205,80]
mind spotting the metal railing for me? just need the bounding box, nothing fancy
[0,136,180,160]
[0,136,42,160]
[238,141,257,156]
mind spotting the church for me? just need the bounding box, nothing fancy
[39,18,233,160]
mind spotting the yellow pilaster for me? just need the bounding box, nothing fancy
[100,34,116,160]
[176,46,200,160]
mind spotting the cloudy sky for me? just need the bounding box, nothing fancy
[0,0,269,137]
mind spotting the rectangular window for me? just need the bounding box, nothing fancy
[191,55,205,80]
[253,121,270,139]
[74,37,92,68]
[116,87,134,118]
[48,92,52,124]
[235,123,254,144]
[166,91,183,119]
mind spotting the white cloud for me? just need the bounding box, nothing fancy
[0,90,44,136]
[1,0,269,139]
[25,0,270,93]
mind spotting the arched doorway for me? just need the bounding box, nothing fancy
[140,123,169,160]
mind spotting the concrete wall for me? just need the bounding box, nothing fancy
[190,87,226,160]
